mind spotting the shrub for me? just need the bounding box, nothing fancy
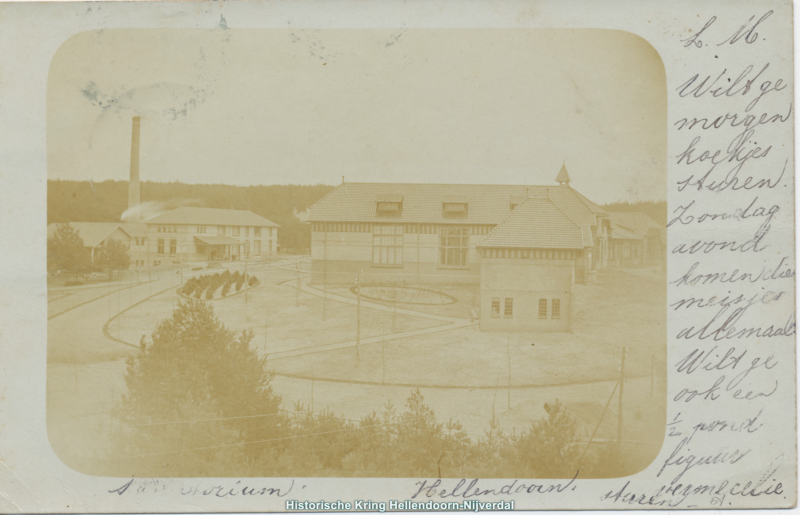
[248,275,257,287]
[205,287,214,300]
[221,281,232,297]
[236,279,244,292]
[116,299,282,470]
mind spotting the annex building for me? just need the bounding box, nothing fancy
[607,211,665,266]
[49,207,279,268]
[47,222,149,265]
[306,166,611,332]
[143,207,279,266]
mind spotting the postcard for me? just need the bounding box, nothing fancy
[0,0,795,511]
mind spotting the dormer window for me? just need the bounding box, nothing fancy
[376,195,403,218]
[442,196,469,219]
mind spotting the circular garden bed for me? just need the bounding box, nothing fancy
[349,285,457,305]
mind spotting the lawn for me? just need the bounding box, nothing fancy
[113,276,449,355]
[269,267,666,388]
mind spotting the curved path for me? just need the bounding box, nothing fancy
[47,257,665,473]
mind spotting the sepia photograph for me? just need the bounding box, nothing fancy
[45,28,668,480]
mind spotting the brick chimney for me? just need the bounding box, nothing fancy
[128,116,141,220]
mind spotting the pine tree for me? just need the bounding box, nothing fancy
[115,299,285,474]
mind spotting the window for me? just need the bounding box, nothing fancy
[539,299,548,319]
[442,201,468,219]
[218,225,226,235]
[552,299,561,319]
[170,239,177,255]
[439,227,469,267]
[254,227,261,236]
[491,298,500,318]
[245,226,250,236]
[198,226,206,234]
[232,226,240,236]
[377,202,402,218]
[255,240,261,256]
[373,225,403,265]
[157,239,164,254]
[504,298,513,318]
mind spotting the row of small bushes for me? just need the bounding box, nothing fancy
[180,270,257,300]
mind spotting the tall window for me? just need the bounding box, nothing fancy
[491,298,500,318]
[197,226,206,234]
[539,299,547,319]
[232,226,240,236]
[170,239,177,255]
[439,227,469,267]
[245,226,250,236]
[254,227,261,236]
[254,240,261,256]
[552,299,561,319]
[157,239,164,254]
[504,298,513,318]
[373,225,403,265]
[218,226,226,235]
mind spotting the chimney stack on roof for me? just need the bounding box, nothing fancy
[128,116,141,221]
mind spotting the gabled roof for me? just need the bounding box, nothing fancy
[307,183,604,227]
[144,207,280,227]
[47,223,142,248]
[477,198,592,250]
[118,223,148,237]
[608,211,663,240]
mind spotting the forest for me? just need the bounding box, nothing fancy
[48,180,666,252]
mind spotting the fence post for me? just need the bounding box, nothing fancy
[507,339,512,409]
[295,262,300,308]
[356,270,362,358]
[617,346,627,460]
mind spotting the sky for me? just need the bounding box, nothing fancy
[47,28,666,203]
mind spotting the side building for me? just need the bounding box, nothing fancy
[476,197,592,332]
[607,211,665,266]
[47,222,149,266]
[143,207,280,266]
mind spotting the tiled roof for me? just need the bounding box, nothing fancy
[608,211,663,240]
[477,198,591,250]
[119,223,148,237]
[144,207,280,227]
[307,183,604,227]
[47,222,146,248]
